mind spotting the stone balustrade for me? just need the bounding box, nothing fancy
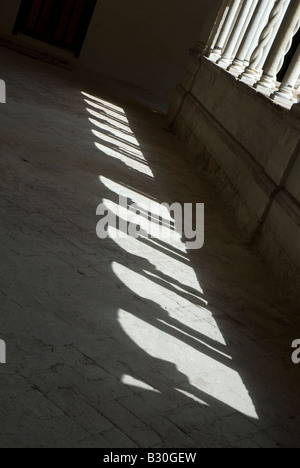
[205,0,300,108]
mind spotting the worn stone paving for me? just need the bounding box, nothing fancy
[0,47,299,448]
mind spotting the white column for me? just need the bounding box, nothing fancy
[208,0,242,62]
[243,1,276,65]
[272,43,300,103]
[205,0,232,56]
[256,0,300,93]
[241,0,290,84]
[229,0,272,75]
[217,0,255,68]
[255,0,291,78]
[231,0,259,59]
[295,75,300,98]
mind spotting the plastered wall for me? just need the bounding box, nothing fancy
[0,0,221,100]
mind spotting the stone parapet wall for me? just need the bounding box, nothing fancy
[168,55,300,306]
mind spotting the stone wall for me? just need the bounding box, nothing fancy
[0,0,221,104]
[168,54,300,305]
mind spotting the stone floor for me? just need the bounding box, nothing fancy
[0,47,299,448]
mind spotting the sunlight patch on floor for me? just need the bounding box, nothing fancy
[82,92,127,114]
[84,91,259,421]
[83,92,154,177]
[121,374,161,393]
[118,307,258,419]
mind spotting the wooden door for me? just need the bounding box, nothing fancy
[14,0,97,57]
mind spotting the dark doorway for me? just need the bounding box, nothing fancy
[13,0,97,57]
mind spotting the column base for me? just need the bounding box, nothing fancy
[254,84,275,97]
[239,75,259,87]
[206,49,222,63]
[271,89,296,108]
[228,59,247,76]
[254,75,276,96]
[272,84,296,100]
[217,56,233,69]
[239,68,261,86]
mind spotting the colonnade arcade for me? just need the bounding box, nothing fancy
[203,0,300,109]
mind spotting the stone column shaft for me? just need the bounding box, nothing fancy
[272,42,300,103]
[229,0,272,74]
[205,0,232,55]
[241,0,290,83]
[209,0,242,62]
[256,0,300,91]
[217,0,255,68]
